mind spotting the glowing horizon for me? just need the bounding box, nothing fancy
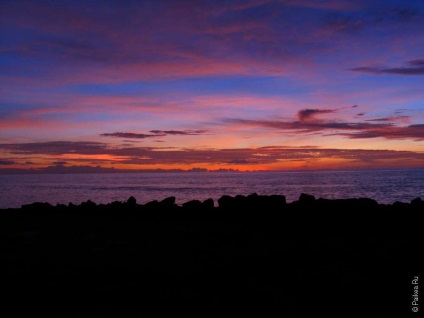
[1,0,424,171]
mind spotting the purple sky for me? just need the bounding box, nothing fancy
[1,0,424,171]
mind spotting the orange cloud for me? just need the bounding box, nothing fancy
[1,141,423,171]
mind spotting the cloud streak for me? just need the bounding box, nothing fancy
[101,132,165,139]
[0,141,109,155]
[297,109,337,122]
[225,108,424,140]
[351,59,424,75]
[101,130,209,139]
[365,116,410,123]
[149,130,209,136]
[337,124,424,140]
[225,118,391,133]
[0,160,16,165]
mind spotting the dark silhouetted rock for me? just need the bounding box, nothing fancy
[22,202,53,210]
[246,193,260,207]
[144,200,160,209]
[109,201,123,209]
[393,201,409,209]
[182,200,202,210]
[268,195,286,208]
[218,195,236,209]
[160,196,176,207]
[353,198,378,208]
[411,197,422,206]
[80,200,97,209]
[247,193,259,199]
[0,193,421,318]
[202,198,214,209]
[235,195,247,205]
[127,196,137,205]
[299,193,315,204]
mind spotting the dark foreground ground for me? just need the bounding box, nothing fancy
[1,193,423,317]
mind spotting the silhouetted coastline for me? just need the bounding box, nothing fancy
[1,194,423,317]
[3,192,424,212]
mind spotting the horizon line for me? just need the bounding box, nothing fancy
[1,166,424,175]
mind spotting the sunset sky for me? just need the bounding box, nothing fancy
[1,0,424,171]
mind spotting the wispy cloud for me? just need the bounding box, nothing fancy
[0,160,16,165]
[365,116,410,123]
[224,108,424,140]
[297,108,337,121]
[224,117,390,133]
[351,59,424,75]
[52,161,67,165]
[0,141,109,155]
[101,132,165,139]
[101,130,209,139]
[149,130,209,136]
[337,124,424,140]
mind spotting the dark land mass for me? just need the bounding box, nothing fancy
[0,165,239,174]
[1,194,423,317]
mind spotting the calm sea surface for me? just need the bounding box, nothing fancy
[0,169,423,208]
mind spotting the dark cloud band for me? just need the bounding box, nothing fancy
[1,142,424,167]
[350,59,424,75]
[101,130,209,139]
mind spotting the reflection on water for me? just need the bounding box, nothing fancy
[0,168,423,208]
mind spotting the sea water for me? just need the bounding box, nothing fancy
[0,168,423,208]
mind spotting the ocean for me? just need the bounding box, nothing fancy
[0,168,423,208]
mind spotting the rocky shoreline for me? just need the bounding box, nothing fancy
[1,194,423,317]
[3,192,424,213]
